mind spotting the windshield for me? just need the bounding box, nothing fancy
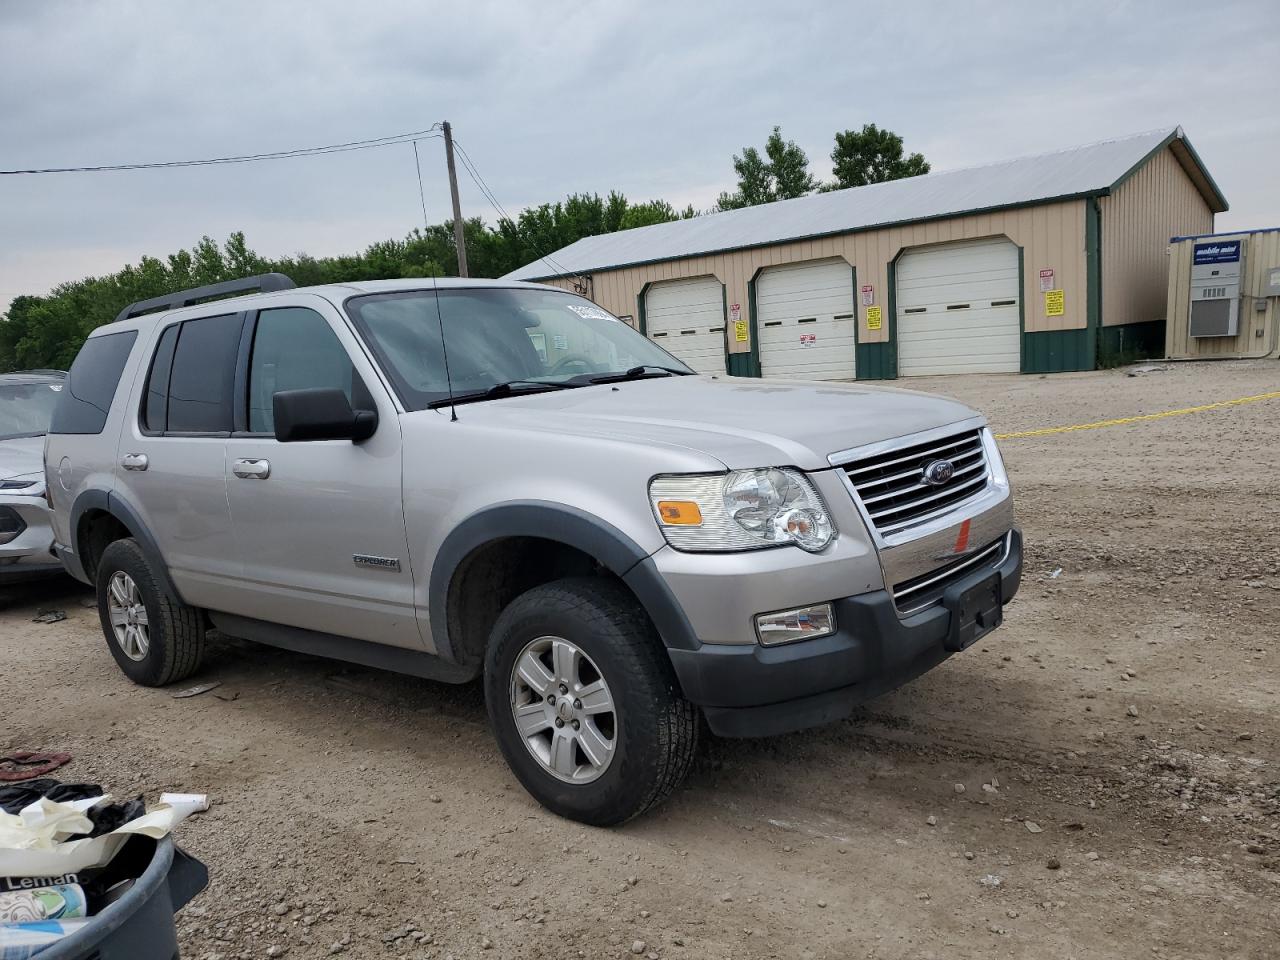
[344,288,693,410]
[0,381,64,440]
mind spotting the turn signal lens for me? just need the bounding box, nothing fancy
[656,500,703,526]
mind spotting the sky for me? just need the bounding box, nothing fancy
[2,0,1279,314]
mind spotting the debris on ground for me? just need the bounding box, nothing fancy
[0,751,72,782]
[31,609,66,624]
[171,681,222,699]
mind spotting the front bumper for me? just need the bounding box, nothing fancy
[0,496,65,582]
[668,528,1022,737]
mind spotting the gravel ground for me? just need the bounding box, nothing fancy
[4,359,1278,960]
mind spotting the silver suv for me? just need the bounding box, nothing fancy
[46,273,1021,825]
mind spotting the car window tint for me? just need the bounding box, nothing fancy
[142,323,180,432]
[50,330,138,435]
[166,314,242,433]
[247,307,355,434]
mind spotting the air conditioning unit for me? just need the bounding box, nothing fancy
[1189,237,1245,337]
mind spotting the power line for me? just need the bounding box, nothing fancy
[452,139,579,282]
[411,140,430,231]
[0,126,444,176]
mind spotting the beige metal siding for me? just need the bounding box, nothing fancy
[540,199,1089,355]
[1099,147,1214,327]
[1165,230,1280,359]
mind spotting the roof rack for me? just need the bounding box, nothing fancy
[112,273,296,324]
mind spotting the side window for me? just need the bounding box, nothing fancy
[166,314,242,433]
[50,330,138,435]
[247,307,354,434]
[142,323,180,432]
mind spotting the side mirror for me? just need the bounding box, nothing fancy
[272,388,377,443]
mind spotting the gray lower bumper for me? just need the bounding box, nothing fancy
[668,529,1023,737]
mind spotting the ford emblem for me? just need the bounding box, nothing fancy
[921,459,955,486]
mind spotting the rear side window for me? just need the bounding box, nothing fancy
[50,330,138,435]
[142,323,180,432]
[165,314,242,433]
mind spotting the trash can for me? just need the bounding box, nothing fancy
[31,837,207,960]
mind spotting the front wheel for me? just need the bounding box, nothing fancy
[96,538,205,687]
[484,577,698,826]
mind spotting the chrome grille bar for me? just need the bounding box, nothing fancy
[892,535,1007,616]
[837,428,991,537]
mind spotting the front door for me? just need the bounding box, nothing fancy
[224,302,420,649]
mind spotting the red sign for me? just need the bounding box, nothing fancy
[860,284,874,306]
[799,333,816,346]
[1039,268,1055,293]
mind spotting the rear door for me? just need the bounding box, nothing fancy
[114,313,242,610]
[223,301,420,648]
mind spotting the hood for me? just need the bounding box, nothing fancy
[0,435,45,481]
[446,376,981,470]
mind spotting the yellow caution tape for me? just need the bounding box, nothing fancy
[995,390,1280,440]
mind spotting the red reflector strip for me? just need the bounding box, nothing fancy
[953,518,971,554]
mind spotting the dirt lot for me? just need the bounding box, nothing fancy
[5,359,1278,960]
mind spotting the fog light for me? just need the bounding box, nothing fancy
[755,603,835,646]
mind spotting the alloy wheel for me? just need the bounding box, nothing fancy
[509,635,617,784]
[107,571,150,662]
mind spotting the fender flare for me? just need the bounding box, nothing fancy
[428,501,699,662]
[69,488,185,602]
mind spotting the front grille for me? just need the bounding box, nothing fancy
[893,535,1007,616]
[840,428,990,536]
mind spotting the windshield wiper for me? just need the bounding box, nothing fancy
[425,380,578,409]
[584,364,694,385]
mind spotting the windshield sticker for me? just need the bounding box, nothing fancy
[49,384,63,391]
[565,303,615,322]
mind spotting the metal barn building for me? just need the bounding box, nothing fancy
[505,127,1226,379]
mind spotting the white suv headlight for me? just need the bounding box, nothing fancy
[649,468,835,553]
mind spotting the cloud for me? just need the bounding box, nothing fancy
[2,0,1277,312]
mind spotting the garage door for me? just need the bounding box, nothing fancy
[644,277,726,375]
[756,259,855,380]
[896,237,1021,376]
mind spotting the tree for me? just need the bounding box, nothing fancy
[826,123,930,191]
[0,189,698,371]
[716,126,818,211]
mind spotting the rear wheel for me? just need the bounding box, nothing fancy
[485,577,698,826]
[96,538,205,687]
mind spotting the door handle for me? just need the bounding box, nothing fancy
[120,453,148,472]
[232,458,271,480]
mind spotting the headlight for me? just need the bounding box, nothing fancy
[650,468,835,553]
[980,428,1009,491]
[0,478,44,498]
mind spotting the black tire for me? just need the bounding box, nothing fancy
[96,538,205,687]
[484,577,698,826]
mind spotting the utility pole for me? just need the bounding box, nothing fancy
[442,121,468,278]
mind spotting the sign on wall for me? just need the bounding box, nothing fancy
[866,305,883,330]
[1039,268,1055,293]
[1044,289,1065,317]
[1193,241,1241,265]
[860,284,875,306]
[730,303,741,322]
[734,319,749,342]
[799,333,816,347]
